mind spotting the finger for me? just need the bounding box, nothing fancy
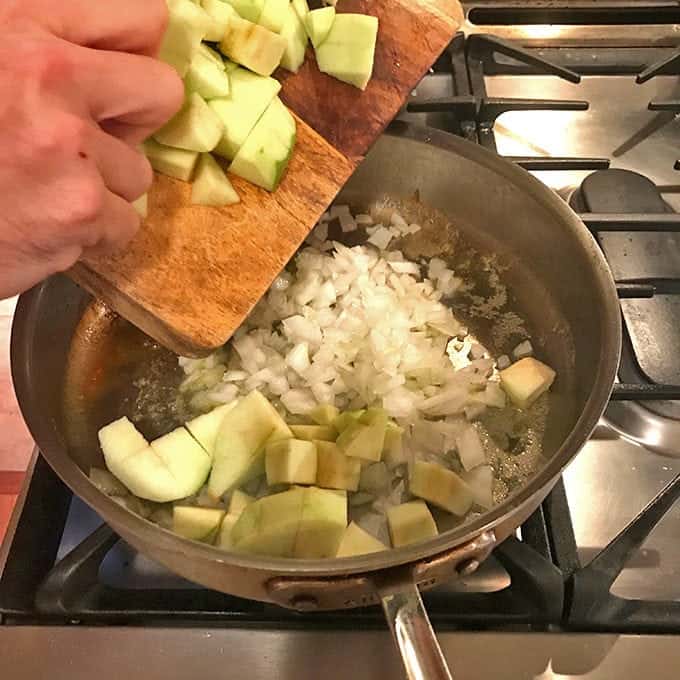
[100,120,156,148]
[36,0,169,56]
[88,126,153,202]
[83,189,142,254]
[72,46,184,135]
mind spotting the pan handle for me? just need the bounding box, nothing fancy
[379,579,453,680]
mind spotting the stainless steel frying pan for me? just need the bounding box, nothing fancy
[11,122,621,679]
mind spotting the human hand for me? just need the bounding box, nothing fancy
[0,0,184,299]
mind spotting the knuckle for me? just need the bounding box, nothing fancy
[67,177,105,227]
[34,114,88,157]
[31,40,75,85]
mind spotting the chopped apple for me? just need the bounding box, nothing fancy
[387,501,438,548]
[314,13,378,90]
[316,441,361,491]
[333,409,365,432]
[410,460,473,516]
[336,409,387,462]
[201,0,237,40]
[499,357,556,409]
[336,521,386,557]
[265,438,317,485]
[102,425,211,503]
[305,6,335,48]
[98,416,149,468]
[184,52,231,99]
[229,96,296,191]
[191,154,240,206]
[309,404,339,426]
[197,43,226,68]
[228,489,255,517]
[154,92,224,152]
[291,0,309,22]
[209,390,293,498]
[173,506,225,542]
[209,68,281,160]
[143,139,199,181]
[294,487,347,558]
[224,0,264,23]
[382,421,405,467]
[232,486,305,556]
[279,3,308,73]
[185,401,239,459]
[160,0,211,76]
[220,15,287,76]
[258,0,288,33]
[217,512,239,549]
[290,424,336,442]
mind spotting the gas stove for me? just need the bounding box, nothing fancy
[2,4,680,678]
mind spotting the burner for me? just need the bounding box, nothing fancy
[570,170,680,455]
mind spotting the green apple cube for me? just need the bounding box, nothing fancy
[499,357,556,409]
[333,409,365,432]
[228,489,255,517]
[387,501,438,548]
[100,422,211,502]
[173,506,225,542]
[217,512,239,548]
[258,0,288,33]
[209,68,281,160]
[89,467,129,496]
[305,6,335,48]
[224,0,264,23]
[143,139,199,181]
[185,401,239,458]
[309,404,339,426]
[150,427,212,491]
[232,486,305,557]
[336,409,386,462]
[316,441,361,491]
[410,460,473,516]
[265,438,317,485]
[184,52,231,99]
[315,13,378,90]
[220,15,286,76]
[294,487,347,558]
[279,3,308,73]
[132,194,148,219]
[336,521,386,557]
[229,96,296,191]
[201,0,237,40]
[290,424,336,442]
[208,390,293,498]
[98,416,149,468]
[198,43,226,68]
[382,420,405,467]
[291,0,309,22]
[160,0,212,76]
[191,154,240,206]
[154,92,224,152]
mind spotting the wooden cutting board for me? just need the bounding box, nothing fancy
[70,0,464,357]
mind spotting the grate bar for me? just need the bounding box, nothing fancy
[508,156,610,171]
[611,384,680,401]
[637,48,680,83]
[479,98,588,125]
[582,213,680,231]
[648,100,680,111]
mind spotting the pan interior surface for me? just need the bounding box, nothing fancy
[14,127,619,575]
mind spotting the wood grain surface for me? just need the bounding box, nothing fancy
[278,0,464,162]
[70,0,464,356]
